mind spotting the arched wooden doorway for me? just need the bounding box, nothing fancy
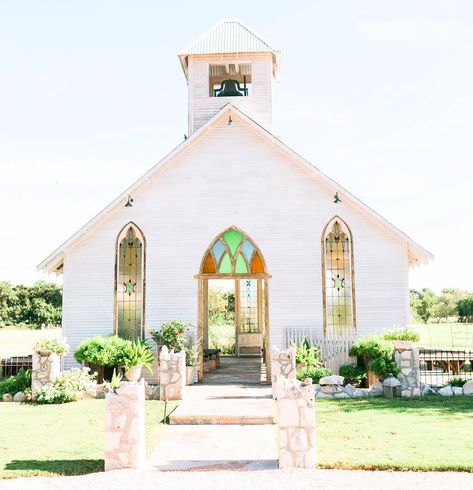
[196,227,271,383]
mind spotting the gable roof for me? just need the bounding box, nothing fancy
[38,103,433,274]
[178,19,280,79]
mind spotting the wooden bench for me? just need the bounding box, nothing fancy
[203,349,221,369]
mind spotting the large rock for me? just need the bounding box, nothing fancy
[319,375,344,386]
[13,391,25,402]
[452,387,463,396]
[2,394,13,402]
[344,384,355,397]
[462,380,473,396]
[438,385,453,397]
[315,391,332,399]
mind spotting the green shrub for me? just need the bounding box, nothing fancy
[119,340,154,374]
[349,336,393,359]
[450,377,469,388]
[296,366,332,384]
[34,338,69,355]
[291,337,322,368]
[383,328,420,342]
[74,335,129,367]
[339,364,366,385]
[36,368,95,404]
[368,357,399,378]
[0,369,32,396]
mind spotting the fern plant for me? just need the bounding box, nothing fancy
[119,340,154,374]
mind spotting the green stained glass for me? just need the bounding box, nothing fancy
[218,253,232,273]
[235,253,248,273]
[223,229,243,256]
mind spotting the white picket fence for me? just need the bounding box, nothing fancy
[284,328,357,374]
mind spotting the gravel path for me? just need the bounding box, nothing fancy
[1,468,472,490]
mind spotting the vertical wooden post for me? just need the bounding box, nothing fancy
[202,279,209,350]
[264,279,271,384]
[197,279,204,383]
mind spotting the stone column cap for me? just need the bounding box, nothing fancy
[392,340,416,352]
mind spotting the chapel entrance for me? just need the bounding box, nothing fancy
[196,227,270,383]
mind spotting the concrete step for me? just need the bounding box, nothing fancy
[168,383,275,425]
[148,424,278,471]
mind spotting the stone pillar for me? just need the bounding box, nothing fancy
[104,380,145,471]
[393,341,421,397]
[31,352,61,400]
[159,345,186,401]
[271,346,296,399]
[277,376,316,469]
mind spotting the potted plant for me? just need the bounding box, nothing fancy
[34,338,69,357]
[291,337,321,370]
[183,332,200,385]
[119,340,155,382]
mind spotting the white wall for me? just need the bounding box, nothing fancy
[187,53,273,134]
[62,111,409,368]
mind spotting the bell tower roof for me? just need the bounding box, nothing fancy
[178,18,280,79]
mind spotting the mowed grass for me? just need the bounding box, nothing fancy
[411,323,473,349]
[316,396,473,472]
[0,399,176,479]
[209,324,235,346]
[1,397,472,479]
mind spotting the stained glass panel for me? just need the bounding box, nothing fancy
[235,253,248,273]
[211,239,225,265]
[323,221,354,335]
[117,226,144,340]
[240,279,258,333]
[219,253,232,273]
[241,239,255,262]
[203,252,216,273]
[251,252,265,273]
[223,229,243,256]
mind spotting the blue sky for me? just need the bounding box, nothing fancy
[0,1,472,292]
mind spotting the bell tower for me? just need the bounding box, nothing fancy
[179,19,280,135]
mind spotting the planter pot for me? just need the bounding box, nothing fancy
[186,366,195,385]
[125,365,143,382]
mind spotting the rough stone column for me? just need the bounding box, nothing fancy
[104,380,145,471]
[159,345,186,401]
[393,341,421,397]
[270,346,296,399]
[277,376,316,469]
[31,352,61,400]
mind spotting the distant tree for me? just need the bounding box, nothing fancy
[0,282,16,325]
[431,288,469,323]
[410,288,437,323]
[458,295,473,323]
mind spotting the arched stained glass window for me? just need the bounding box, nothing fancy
[116,224,145,339]
[201,227,266,275]
[322,218,355,335]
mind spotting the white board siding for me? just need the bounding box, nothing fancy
[62,113,409,368]
[188,53,273,134]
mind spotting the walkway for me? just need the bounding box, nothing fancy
[148,379,277,470]
[204,356,266,384]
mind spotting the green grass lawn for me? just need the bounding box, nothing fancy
[412,323,473,349]
[1,396,472,479]
[0,399,175,479]
[316,396,473,472]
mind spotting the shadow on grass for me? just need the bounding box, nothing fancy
[318,395,473,415]
[4,459,103,477]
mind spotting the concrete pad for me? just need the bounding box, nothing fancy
[148,424,278,471]
[170,383,275,425]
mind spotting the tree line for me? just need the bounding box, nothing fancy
[410,288,473,323]
[0,281,62,328]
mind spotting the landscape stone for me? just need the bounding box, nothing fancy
[319,375,344,386]
[438,385,453,397]
[344,384,355,397]
[333,392,350,399]
[462,380,473,396]
[452,387,463,396]
[13,391,25,402]
[2,394,13,402]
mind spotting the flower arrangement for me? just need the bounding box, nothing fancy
[36,367,95,404]
[149,320,190,352]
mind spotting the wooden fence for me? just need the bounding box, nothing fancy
[284,328,357,374]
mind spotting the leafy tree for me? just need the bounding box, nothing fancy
[458,295,473,323]
[410,288,437,323]
[0,282,16,325]
[432,288,470,323]
[208,286,235,326]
